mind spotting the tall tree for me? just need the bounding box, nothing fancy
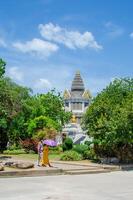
[0,58,6,78]
[83,78,133,161]
[0,59,71,151]
[0,73,31,150]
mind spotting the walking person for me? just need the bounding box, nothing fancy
[37,139,43,166]
[42,144,52,167]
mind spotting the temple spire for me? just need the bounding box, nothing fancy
[71,71,85,91]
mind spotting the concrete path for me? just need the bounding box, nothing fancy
[0,171,133,200]
[1,156,132,177]
[0,161,110,177]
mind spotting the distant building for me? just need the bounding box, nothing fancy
[63,71,91,124]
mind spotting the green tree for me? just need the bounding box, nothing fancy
[0,75,31,150]
[0,58,6,78]
[27,115,60,136]
[0,59,71,151]
[83,78,133,162]
[38,90,71,127]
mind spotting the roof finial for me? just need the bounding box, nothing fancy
[76,70,80,74]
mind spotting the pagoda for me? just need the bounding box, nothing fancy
[63,71,91,124]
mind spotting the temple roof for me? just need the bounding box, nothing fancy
[71,71,85,91]
[82,90,92,99]
[63,89,71,99]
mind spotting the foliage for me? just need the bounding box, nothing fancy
[0,58,71,151]
[32,129,46,140]
[62,137,73,151]
[7,144,22,151]
[60,150,82,161]
[73,144,88,155]
[20,139,38,153]
[82,149,99,160]
[27,115,59,136]
[84,140,92,147]
[32,127,57,141]
[49,146,62,154]
[83,78,133,161]
[39,90,72,126]
[0,75,31,151]
[0,58,6,78]
[72,144,98,160]
[3,149,26,155]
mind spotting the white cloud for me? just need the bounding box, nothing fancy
[39,23,102,50]
[0,38,7,47]
[105,22,124,38]
[12,38,59,57]
[8,67,23,81]
[34,78,52,89]
[130,32,133,39]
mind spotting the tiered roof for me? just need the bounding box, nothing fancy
[71,71,85,92]
[64,71,91,100]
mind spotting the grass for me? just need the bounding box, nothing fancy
[0,153,61,162]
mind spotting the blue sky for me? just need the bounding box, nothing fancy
[0,0,133,95]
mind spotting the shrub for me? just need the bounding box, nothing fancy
[60,150,82,161]
[84,141,92,147]
[83,149,99,161]
[62,137,73,151]
[49,146,62,154]
[20,139,38,153]
[3,149,26,155]
[73,144,88,155]
[28,150,36,154]
[7,144,22,151]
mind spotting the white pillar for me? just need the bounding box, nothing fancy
[69,102,71,112]
[82,102,84,112]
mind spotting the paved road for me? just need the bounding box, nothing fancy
[0,171,133,200]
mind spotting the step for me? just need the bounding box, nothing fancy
[65,169,111,175]
[0,168,63,177]
[63,167,101,172]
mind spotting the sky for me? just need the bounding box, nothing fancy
[0,0,133,95]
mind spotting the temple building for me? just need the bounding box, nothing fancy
[63,71,91,124]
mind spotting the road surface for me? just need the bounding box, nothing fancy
[0,171,133,200]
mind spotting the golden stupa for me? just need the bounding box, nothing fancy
[71,114,77,123]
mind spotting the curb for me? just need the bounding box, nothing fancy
[0,168,63,178]
[0,168,112,178]
[65,169,111,175]
[52,161,120,171]
[119,165,133,171]
[52,161,133,171]
[0,163,132,178]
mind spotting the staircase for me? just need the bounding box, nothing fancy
[62,165,111,175]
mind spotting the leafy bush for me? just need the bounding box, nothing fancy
[3,149,26,155]
[49,146,62,154]
[7,144,22,151]
[20,139,38,153]
[83,149,99,161]
[60,150,82,161]
[84,141,92,147]
[62,137,73,151]
[73,144,88,155]
[28,150,36,154]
